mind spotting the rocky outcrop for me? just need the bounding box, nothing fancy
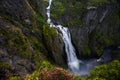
[50,0,120,59]
[70,5,120,58]
[0,0,66,79]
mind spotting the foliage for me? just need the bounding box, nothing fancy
[67,19,83,27]
[91,31,114,55]
[42,24,57,39]
[0,62,10,69]
[38,68,74,80]
[69,2,86,15]
[95,47,104,56]
[13,60,120,80]
[51,1,65,19]
[38,61,54,71]
[25,61,75,80]
[25,68,74,80]
[35,12,45,26]
[83,45,91,55]
[107,11,120,26]
[87,0,109,7]
[86,60,120,80]
[25,61,53,80]
[9,76,20,80]
[97,34,113,46]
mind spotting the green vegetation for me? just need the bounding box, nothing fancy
[8,29,31,59]
[49,0,86,27]
[83,45,91,55]
[0,62,10,69]
[0,10,49,68]
[107,12,120,26]
[9,76,20,80]
[35,12,45,26]
[8,60,120,80]
[0,0,119,80]
[89,29,115,55]
[97,34,113,46]
[38,61,54,71]
[25,61,74,80]
[25,61,54,80]
[86,60,120,80]
[87,0,109,7]
[87,0,115,7]
[95,47,104,56]
[67,19,83,27]
[51,1,65,19]
[42,24,57,39]
[95,33,114,55]
[49,0,116,27]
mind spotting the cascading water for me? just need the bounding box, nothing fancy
[46,0,85,75]
[46,0,120,76]
[46,0,109,76]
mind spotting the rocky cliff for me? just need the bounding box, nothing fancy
[0,0,120,79]
[0,0,66,79]
[50,0,120,58]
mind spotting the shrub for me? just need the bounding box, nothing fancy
[51,1,65,19]
[25,61,75,80]
[87,60,120,80]
[38,68,74,80]
[87,0,109,7]
[42,24,57,39]
[38,61,54,71]
[0,62,10,69]
[9,76,20,80]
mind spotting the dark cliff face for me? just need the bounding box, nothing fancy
[50,0,120,58]
[71,5,120,58]
[0,0,66,79]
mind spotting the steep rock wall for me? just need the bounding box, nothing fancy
[50,0,120,58]
[0,0,66,79]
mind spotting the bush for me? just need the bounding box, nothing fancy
[51,1,65,19]
[87,0,109,7]
[9,76,20,80]
[25,61,54,80]
[25,61,76,80]
[0,62,10,69]
[38,61,54,71]
[87,60,120,80]
[42,24,57,39]
[39,68,74,80]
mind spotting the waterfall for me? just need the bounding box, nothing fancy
[45,0,120,76]
[46,0,84,75]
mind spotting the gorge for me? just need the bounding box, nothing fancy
[46,0,120,76]
[0,0,120,79]
[46,0,83,75]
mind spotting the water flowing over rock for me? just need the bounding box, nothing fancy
[46,0,120,76]
[50,1,120,58]
[0,0,120,79]
[46,0,100,76]
[46,0,83,75]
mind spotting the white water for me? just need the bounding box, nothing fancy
[46,0,104,76]
[87,6,97,10]
[46,0,84,75]
[46,0,120,76]
[99,10,108,22]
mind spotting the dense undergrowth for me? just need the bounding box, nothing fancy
[9,60,120,80]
